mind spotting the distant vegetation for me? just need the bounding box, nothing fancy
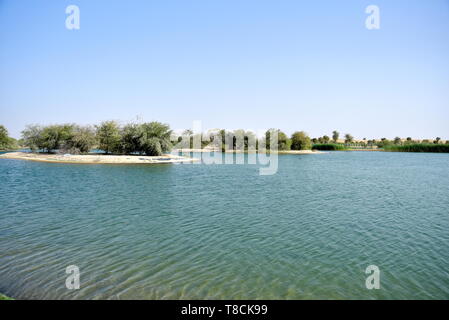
[0,125,18,150]
[312,143,347,151]
[1,122,447,155]
[384,144,449,153]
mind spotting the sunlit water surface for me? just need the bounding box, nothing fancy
[0,151,448,299]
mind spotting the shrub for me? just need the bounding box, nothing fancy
[291,131,311,150]
[384,144,449,153]
[0,125,18,150]
[96,121,121,154]
[65,125,97,154]
[120,123,144,154]
[139,122,172,156]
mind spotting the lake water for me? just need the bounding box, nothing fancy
[0,151,448,299]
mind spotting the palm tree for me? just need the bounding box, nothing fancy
[344,133,354,144]
[140,122,172,156]
[332,130,339,143]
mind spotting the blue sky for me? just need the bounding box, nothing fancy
[1,0,448,139]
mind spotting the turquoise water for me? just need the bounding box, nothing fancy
[0,151,448,299]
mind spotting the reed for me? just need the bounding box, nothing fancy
[384,144,449,153]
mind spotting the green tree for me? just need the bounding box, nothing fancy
[344,133,354,144]
[21,124,74,152]
[40,124,74,152]
[66,125,97,154]
[96,121,121,154]
[21,125,44,151]
[121,123,144,154]
[0,125,18,150]
[0,125,8,148]
[291,131,312,150]
[332,130,339,143]
[377,138,392,148]
[394,137,402,145]
[265,129,288,151]
[405,137,412,145]
[139,122,172,156]
[322,135,330,143]
[434,137,441,144]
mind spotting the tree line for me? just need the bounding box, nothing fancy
[178,129,312,152]
[17,123,314,154]
[1,122,447,154]
[20,121,172,156]
[310,131,447,150]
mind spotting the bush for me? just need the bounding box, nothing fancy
[22,124,74,152]
[139,122,172,156]
[291,131,311,150]
[119,122,172,156]
[0,125,18,150]
[120,123,143,154]
[65,125,97,154]
[96,121,121,154]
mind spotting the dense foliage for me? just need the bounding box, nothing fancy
[21,121,173,156]
[96,121,121,154]
[13,122,449,154]
[291,131,312,150]
[21,124,96,154]
[0,125,18,150]
[384,144,449,153]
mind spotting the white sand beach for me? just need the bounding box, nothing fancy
[0,152,199,164]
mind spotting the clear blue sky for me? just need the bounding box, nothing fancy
[1,0,448,139]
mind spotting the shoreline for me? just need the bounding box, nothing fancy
[0,152,199,165]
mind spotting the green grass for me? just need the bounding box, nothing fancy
[0,293,13,300]
[312,143,347,151]
[384,144,449,153]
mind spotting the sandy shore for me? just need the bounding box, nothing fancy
[0,152,199,164]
